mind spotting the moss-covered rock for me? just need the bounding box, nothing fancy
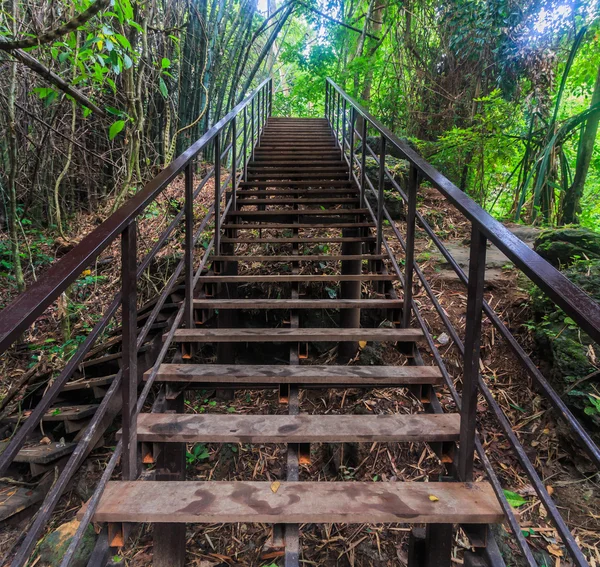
[534,227,600,267]
[362,156,408,220]
[530,259,600,429]
[39,519,96,567]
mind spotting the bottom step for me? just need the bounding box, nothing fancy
[94,481,503,524]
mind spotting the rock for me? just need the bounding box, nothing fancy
[530,259,600,431]
[534,227,600,267]
[358,135,417,160]
[39,519,96,567]
[357,343,386,365]
[437,332,450,346]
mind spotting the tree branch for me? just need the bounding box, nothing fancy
[297,1,380,40]
[1,45,107,116]
[0,0,111,50]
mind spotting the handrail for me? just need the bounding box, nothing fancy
[326,78,600,346]
[326,77,595,567]
[0,77,273,567]
[0,78,272,354]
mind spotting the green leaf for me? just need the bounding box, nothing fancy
[106,106,124,117]
[503,489,527,508]
[158,77,168,98]
[109,120,126,140]
[161,57,171,69]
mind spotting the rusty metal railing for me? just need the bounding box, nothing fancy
[326,78,598,567]
[0,78,272,567]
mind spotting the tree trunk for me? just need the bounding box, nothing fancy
[561,65,600,225]
[7,0,25,291]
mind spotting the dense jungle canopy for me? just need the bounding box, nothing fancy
[0,0,599,291]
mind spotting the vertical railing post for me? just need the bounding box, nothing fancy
[269,78,273,116]
[360,118,367,208]
[376,134,386,253]
[251,97,255,162]
[325,80,329,120]
[458,225,487,481]
[335,91,340,143]
[214,132,221,254]
[184,163,194,331]
[342,98,347,162]
[243,106,248,182]
[231,116,237,211]
[121,220,138,481]
[402,164,418,328]
[348,107,355,181]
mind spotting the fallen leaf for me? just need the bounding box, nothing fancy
[358,341,367,349]
[547,544,563,557]
[271,481,281,493]
[546,485,554,496]
[40,437,51,445]
[428,495,439,502]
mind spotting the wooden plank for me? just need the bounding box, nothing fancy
[235,189,357,196]
[221,237,375,244]
[237,198,359,205]
[62,375,117,391]
[221,223,375,229]
[240,181,351,187]
[94,481,503,524]
[12,442,76,464]
[228,209,369,216]
[5,404,99,423]
[197,274,397,282]
[248,161,344,166]
[193,299,402,309]
[170,328,422,343]
[132,413,461,443]
[210,255,387,262]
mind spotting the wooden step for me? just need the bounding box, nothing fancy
[239,181,352,188]
[170,328,422,343]
[247,173,349,179]
[210,254,387,262]
[247,166,348,173]
[193,299,402,309]
[248,160,344,167]
[221,223,375,229]
[234,189,357,196]
[131,413,460,443]
[146,363,442,386]
[94,481,503,524]
[220,237,376,244]
[229,209,368,216]
[237,198,359,205]
[197,274,396,283]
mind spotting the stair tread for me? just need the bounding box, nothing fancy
[94,481,503,524]
[171,328,422,342]
[221,223,375,229]
[197,274,396,282]
[210,255,386,262]
[221,238,375,244]
[193,299,402,308]
[229,209,368,215]
[146,363,442,385]
[132,413,460,443]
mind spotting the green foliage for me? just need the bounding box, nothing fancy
[186,443,210,466]
[503,490,527,508]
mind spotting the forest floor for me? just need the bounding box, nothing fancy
[0,180,599,566]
